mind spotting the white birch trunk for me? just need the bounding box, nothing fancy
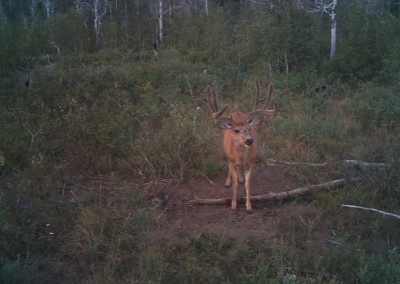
[330,0,337,59]
[300,0,338,60]
[29,0,38,28]
[94,0,106,48]
[158,0,164,42]
[94,1,101,48]
[42,0,54,18]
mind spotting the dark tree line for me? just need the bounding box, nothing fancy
[0,0,399,81]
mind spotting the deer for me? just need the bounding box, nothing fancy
[206,79,276,211]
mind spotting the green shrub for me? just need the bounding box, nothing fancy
[351,84,400,131]
[0,256,34,284]
[357,248,400,284]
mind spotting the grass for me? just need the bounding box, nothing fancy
[1,52,400,283]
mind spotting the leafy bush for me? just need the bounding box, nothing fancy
[351,84,400,131]
[0,256,34,284]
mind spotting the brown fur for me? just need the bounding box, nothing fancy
[217,111,260,211]
[207,80,276,211]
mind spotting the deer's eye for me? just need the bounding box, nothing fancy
[234,129,240,134]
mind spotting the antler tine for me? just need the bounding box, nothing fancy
[262,83,274,110]
[206,81,229,118]
[251,80,276,117]
[253,78,260,110]
[206,85,217,113]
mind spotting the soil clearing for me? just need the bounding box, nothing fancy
[146,164,323,246]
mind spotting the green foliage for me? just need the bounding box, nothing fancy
[328,1,400,82]
[0,256,34,284]
[321,247,400,283]
[351,83,400,131]
[0,1,399,283]
[42,12,89,54]
[130,104,209,182]
[65,185,151,281]
[357,248,400,284]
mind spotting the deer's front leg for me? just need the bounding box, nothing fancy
[225,163,233,188]
[231,164,239,210]
[244,167,253,211]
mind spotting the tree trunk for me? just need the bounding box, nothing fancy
[284,53,289,74]
[204,0,209,15]
[94,0,106,49]
[330,0,337,60]
[158,0,163,42]
[300,0,338,60]
[43,0,54,18]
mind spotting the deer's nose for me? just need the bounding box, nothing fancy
[245,138,253,146]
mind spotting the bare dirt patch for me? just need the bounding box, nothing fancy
[146,165,321,246]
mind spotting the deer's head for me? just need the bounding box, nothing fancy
[206,79,276,148]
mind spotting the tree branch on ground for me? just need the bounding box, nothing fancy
[342,204,400,220]
[267,158,390,169]
[188,178,360,206]
[342,160,390,169]
[267,158,328,167]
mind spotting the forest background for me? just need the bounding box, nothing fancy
[1,0,400,282]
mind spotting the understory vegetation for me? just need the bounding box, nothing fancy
[1,1,400,283]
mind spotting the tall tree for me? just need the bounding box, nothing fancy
[75,0,107,49]
[300,0,338,60]
[94,0,107,48]
[41,0,54,18]
[158,0,163,42]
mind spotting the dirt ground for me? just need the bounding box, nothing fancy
[146,164,321,246]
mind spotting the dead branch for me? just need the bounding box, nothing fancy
[267,158,328,167]
[23,118,45,152]
[48,40,61,55]
[267,158,389,169]
[342,160,389,169]
[342,204,400,220]
[188,178,360,206]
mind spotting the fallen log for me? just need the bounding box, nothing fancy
[267,158,328,167]
[267,158,390,169]
[188,178,360,206]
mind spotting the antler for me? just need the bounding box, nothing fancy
[206,81,229,118]
[250,79,276,117]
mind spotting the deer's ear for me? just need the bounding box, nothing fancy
[248,116,265,128]
[215,119,233,130]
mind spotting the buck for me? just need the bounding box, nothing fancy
[206,79,276,211]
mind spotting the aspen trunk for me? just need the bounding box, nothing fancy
[94,0,103,49]
[330,0,338,60]
[158,0,163,42]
